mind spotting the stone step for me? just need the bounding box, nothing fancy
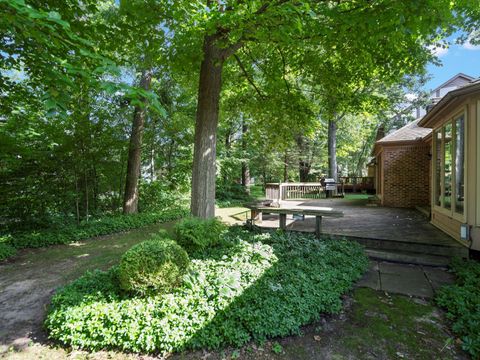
[365,249,451,267]
[341,235,469,258]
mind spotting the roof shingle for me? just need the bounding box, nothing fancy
[377,119,431,144]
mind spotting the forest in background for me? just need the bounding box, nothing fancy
[1,0,479,229]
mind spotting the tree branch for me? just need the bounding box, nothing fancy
[278,47,291,95]
[234,54,265,99]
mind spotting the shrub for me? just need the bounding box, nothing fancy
[0,242,16,261]
[5,208,188,251]
[175,217,227,252]
[436,258,480,358]
[118,237,190,295]
[45,229,368,354]
[138,181,188,213]
[216,184,254,208]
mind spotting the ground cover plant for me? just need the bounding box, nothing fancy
[0,242,16,261]
[45,227,368,354]
[0,208,188,261]
[436,258,480,358]
[216,184,260,208]
[175,217,227,252]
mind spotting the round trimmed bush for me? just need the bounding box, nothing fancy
[118,237,189,295]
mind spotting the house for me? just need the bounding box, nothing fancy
[372,119,432,207]
[372,73,480,251]
[373,73,474,208]
[418,79,480,250]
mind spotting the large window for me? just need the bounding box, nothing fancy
[434,130,442,207]
[455,115,465,214]
[433,113,466,217]
[443,123,452,210]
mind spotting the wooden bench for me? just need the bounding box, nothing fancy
[247,206,344,238]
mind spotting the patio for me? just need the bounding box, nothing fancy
[254,196,468,264]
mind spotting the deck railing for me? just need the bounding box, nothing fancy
[339,177,374,192]
[265,178,375,201]
[265,183,325,201]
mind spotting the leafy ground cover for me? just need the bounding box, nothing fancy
[0,217,467,360]
[45,228,368,355]
[216,185,265,208]
[0,208,188,261]
[436,258,480,358]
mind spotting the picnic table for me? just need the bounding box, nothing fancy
[247,205,344,238]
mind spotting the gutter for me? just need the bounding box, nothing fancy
[419,82,480,128]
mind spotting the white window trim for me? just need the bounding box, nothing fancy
[432,107,467,223]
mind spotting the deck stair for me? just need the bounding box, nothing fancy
[332,234,468,266]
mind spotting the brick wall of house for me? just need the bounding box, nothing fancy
[382,144,431,208]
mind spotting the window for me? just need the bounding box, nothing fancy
[443,123,452,210]
[433,112,466,218]
[454,115,465,214]
[434,130,442,207]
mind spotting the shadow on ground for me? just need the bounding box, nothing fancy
[0,222,176,354]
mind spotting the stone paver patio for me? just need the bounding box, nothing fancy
[356,261,455,298]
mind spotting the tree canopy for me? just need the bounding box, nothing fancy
[1,0,478,225]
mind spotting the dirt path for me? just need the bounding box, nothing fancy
[0,223,175,354]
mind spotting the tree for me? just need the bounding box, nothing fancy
[167,0,459,218]
[123,69,153,213]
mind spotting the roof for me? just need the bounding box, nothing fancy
[419,79,480,128]
[431,73,475,94]
[376,118,432,144]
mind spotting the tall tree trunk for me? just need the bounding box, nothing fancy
[241,119,250,193]
[223,126,232,185]
[123,69,153,214]
[328,119,337,180]
[191,35,224,218]
[149,118,157,182]
[296,135,311,182]
[299,161,311,182]
[283,152,289,182]
[74,169,80,225]
[167,138,175,177]
[84,168,89,221]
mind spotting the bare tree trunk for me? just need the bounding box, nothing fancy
[123,69,153,214]
[283,152,289,182]
[191,35,224,218]
[299,161,311,182]
[296,136,311,182]
[149,118,157,182]
[223,126,232,185]
[167,138,175,177]
[74,169,80,225]
[241,119,250,193]
[328,119,337,180]
[117,152,125,211]
[84,168,89,221]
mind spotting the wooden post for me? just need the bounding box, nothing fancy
[279,213,287,230]
[315,216,322,238]
[251,209,262,224]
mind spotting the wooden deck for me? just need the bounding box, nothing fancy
[256,197,468,259]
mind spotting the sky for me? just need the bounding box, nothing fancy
[426,39,480,91]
